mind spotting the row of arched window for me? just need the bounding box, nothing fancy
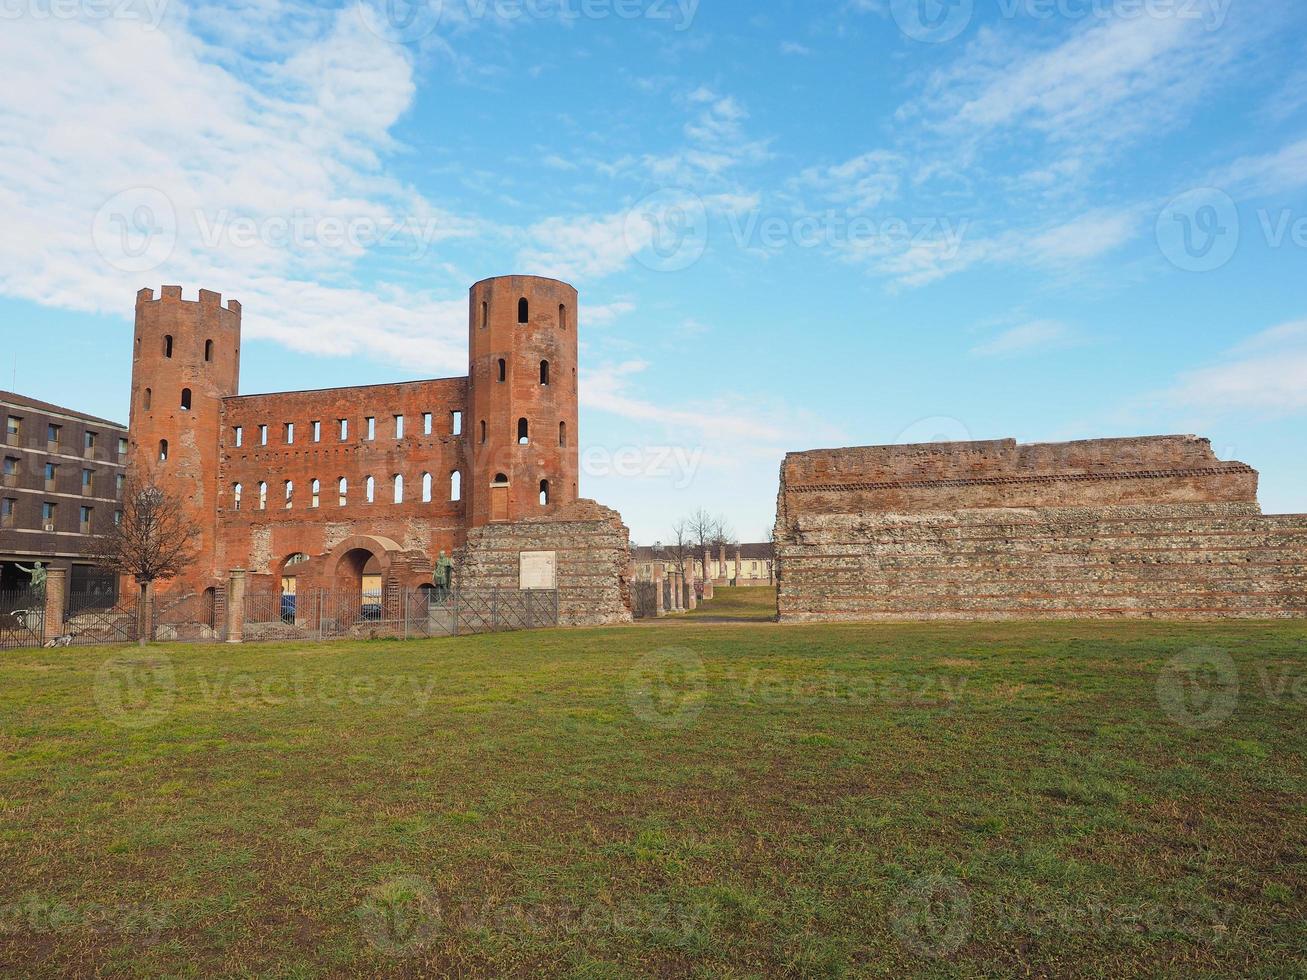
[479,299,569,329]
[494,358,553,386]
[151,335,216,362]
[232,472,464,511]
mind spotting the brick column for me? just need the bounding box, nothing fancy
[685,560,697,610]
[719,544,727,584]
[734,548,742,586]
[653,564,666,617]
[43,567,67,644]
[702,550,714,600]
[225,569,246,644]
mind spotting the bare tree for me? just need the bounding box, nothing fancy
[90,475,201,645]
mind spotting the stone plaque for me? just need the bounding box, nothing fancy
[519,551,557,590]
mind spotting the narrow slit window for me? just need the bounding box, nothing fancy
[180,388,192,410]
[451,411,462,436]
[518,297,529,323]
[234,426,243,447]
[451,470,462,502]
[366,417,376,441]
[312,421,321,443]
[143,388,152,410]
[365,476,375,503]
[285,423,294,444]
[421,472,432,503]
[311,479,320,508]
[204,339,214,362]
[158,439,168,461]
[539,479,549,506]
[284,480,293,509]
[481,301,488,329]
[559,421,567,447]
[259,425,268,446]
[540,360,549,386]
[423,413,433,436]
[339,419,349,441]
[338,477,348,507]
[559,304,567,330]
[517,418,529,445]
[394,415,404,439]
[258,482,267,509]
[480,420,487,444]
[233,483,242,510]
[393,474,404,504]
[163,335,173,358]
[497,358,506,383]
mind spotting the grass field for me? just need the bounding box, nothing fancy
[1,588,1304,977]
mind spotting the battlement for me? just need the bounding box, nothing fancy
[136,285,241,315]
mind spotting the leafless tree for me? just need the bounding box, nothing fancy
[90,475,201,645]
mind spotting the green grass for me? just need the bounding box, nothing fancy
[0,612,1304,976]
[681,586,778,622]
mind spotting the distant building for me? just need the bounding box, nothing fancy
[632,541,774,587]
[0,391,127,598]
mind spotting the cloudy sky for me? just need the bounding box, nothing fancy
[1,0,1305,542]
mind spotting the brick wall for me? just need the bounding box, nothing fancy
[776,437,1307,621]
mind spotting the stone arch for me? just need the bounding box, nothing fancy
[324,535,404,594]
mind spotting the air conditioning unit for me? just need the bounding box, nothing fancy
[44,523,56,532]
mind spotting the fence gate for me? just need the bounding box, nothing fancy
[64,593,139,647]
[153,592,223,643]
[0,590,44,650]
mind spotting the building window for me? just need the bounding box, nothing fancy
[540,361,550,386]
[116,473,125,494]
[312,421,321,443]
[205,339,214,362]
[518,297,529,323]
[114,509,122,526]
[42,501,56,525]
[421,472,433,503]
[259,425,268,446]
[163,335,173,358]
[338,477,348,507]
[84,431,97,452]
[493,473,508,486]
[497,358,506,383]
[393,474,404,504]
[1,498,15,527]
[395,415,404,439]
[517,418,529,445]
[234,426,243,447]
[281,423,292,445]
[365,476,375,504]
[451,470,462,502]
[559,304,567,330]
[480,420,487,444]
[366,417,376,441]
[233,483,242,510]
[47,424,61,447]
[311,479,320,508]
[3,457,17,485]
[423,413,433,436]
[118,437,128,456]
[258,482,267,510]
[451,411,462,436]
[181,388,192,411]
[44,462,57,489]
[5,416,21,444]
[339,419,349,441]
[539,480,549,506]
[158,440,168,462]
[284,480,294,509]
[559,421,567,447]
[80,506,93,534]
[82,469,93,494]
[143,388,152,411]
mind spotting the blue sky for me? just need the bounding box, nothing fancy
[1,0,1305,543]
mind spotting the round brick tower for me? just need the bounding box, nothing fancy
[128,286,241,589]
[466,275,579,527]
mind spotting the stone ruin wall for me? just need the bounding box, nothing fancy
[775,435,1307,621]
[456,499,634,627]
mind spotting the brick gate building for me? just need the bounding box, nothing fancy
[126,276,631,626]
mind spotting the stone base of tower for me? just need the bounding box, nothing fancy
[455,500,633,627]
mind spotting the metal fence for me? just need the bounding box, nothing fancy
[0,589,45,650]
[64,593,139,647]
[243,588,560,642]
[152,592,222,643]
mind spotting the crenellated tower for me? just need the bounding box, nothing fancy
[466,276,580,527]
[128,286,241,590]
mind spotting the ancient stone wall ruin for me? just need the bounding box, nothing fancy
[775,435,1307,621]
[456,499,633,627]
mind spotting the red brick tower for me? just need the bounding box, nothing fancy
[466,276,579,527]
[127,286,241,589]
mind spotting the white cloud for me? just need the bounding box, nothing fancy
[972,320,1076,357]
[584,301,636,326]
[780,41,812,56]
[1165,320,1307,415]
